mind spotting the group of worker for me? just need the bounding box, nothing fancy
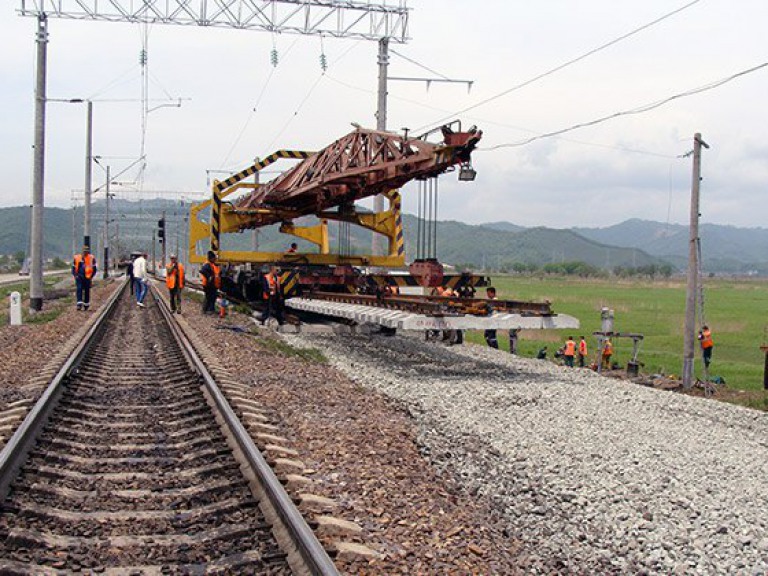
[199,250,284,324]
[71,246,184,312]
[558,336,593,368]
[78,248,281,322]
[480,285,717,374]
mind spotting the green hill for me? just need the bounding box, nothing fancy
[3,202,763,274]
[572,218,768,273]
[0,206,73,259]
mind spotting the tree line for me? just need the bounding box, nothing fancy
[455,260,675,279]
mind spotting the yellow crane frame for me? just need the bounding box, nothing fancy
[188,150,405,266]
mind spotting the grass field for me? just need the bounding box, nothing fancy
[466,275,768,392]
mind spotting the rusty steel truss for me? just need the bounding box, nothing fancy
[232,124,482,222]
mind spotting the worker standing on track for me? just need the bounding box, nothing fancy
[260,265,285,326]
[563,336,576,367]
[200,251,221,315]
[484,287,499,349]
[132,252,149,308]
[165,254,185,314]
[698,325,714,371]
[578,336,588,367]
[72,245,97,311]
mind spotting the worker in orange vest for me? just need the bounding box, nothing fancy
[199,250,221,314]
[563,336,576,367]
[602,338,613,371]
[72,245,97,311]
[165,254,185,314]
[259,265,285,325]
[698,325,714,370]
[578,336,588,367]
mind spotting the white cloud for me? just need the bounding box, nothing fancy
[3,0,767,231]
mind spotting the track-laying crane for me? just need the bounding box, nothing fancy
[188,122,578,331]
[190,122,482,292]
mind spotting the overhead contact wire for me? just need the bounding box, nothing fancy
[483,61,768,150]
[413,0,703,133]
[324,73,673,159]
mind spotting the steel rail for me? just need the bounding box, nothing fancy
[0,279,128,502]
[151,284,339,576]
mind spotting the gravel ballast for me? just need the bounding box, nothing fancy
[179,301,527,574]
[285,330,768,575]
[0,279,116,408]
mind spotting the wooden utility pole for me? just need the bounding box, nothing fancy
[682,133,709,389]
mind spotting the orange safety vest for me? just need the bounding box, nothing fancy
[73,253,96,280]
[564,340,576,356]
[578,340,588,355]
[264,273,280,298]
[166,262,185,290]
[603,341,613,356]
[200,262,221,289]
[700,329,714,349]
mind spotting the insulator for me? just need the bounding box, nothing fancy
[270,48,278,67]
[139,49,147,66]
[320,53,328,72]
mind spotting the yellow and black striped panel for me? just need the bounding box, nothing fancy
[387,190,405,257]
[210,189,222,253]
[213,150,312,194]
[279,269,300,298]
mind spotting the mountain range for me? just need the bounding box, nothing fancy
[2,202,765,274]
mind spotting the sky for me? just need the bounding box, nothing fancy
[2,0,767,229]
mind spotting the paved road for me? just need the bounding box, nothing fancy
[0,270,69,288]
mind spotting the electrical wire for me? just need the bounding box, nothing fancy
[219,36,300,169]
[413,0,703,133]
[481,61,768,151]
[260,39,363,156]
[324,72,674,159]
[264,73,326,153]
[148,69,175,101]
[218,67,276,169]
[390,48,451,80]
[85,64,141,100]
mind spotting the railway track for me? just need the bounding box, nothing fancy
[0,282,337,575]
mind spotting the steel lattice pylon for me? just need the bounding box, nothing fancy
[18,0,409,42]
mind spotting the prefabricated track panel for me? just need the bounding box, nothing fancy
[286,297,580,331]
